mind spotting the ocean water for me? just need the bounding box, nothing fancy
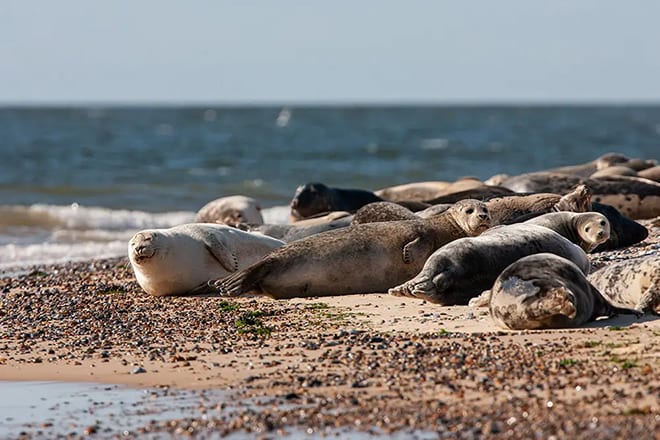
[1,105,659,269]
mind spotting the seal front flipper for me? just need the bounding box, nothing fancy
[201,234,239,272]
[401,236,433,264]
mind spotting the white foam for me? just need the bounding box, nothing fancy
[0,203,291,270]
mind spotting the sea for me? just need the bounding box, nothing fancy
[1,105,659,271]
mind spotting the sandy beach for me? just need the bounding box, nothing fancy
[1,218,659,438]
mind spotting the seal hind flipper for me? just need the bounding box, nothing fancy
[212,261,273,297]
[401,236,433,264]
[468,290,491,307]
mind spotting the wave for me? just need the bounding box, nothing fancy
[0,203,290,271]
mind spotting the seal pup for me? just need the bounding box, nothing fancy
[388,223,593,305]
[500,173,660,219]
[128,223,284,296]
[522,212,610,252]
[488,253,640,329]
[196,195,264,226]
[289,182,383,222]
[588,255,660,314]
[206,199,491,299]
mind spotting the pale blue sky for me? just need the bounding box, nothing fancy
[1,0,659,104]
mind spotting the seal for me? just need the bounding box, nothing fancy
[588,255,660,314]
[637,165,660,182]
[291,211,353,227]
[488,253,640,329]
[521,212,610,252]
[195,195,263,226]
[388,223,593,305]
[590,166,637,179]
[128,223,284,296]
[500,173,660,219]
[590,202,648,251]
[423,185,514,205]
[375,181,452,203]
[487,184,591,225]
[289,182,383,222]
[542,152,655,177]
[205,199,491,299]
[238,217,352,243]
[351,201,418,225]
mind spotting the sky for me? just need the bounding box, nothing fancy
[1,0,660,104]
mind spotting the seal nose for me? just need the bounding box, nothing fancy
[479,213,488,220]
[291,198,298,209]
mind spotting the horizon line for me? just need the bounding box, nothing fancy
[2,99,660,108]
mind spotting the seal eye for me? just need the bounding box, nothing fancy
[466,208,474,214]
[599,220,606,226]
[585,226,591,232]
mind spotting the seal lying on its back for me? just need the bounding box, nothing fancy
[206,199,491,299]
[289,182,383,221]
[196,196,264,226]
[128,224,284,296]
[489,253,640,329]
[388,223,595,305]
[588,255,660,314]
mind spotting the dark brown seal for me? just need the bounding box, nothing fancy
[289,182,383,222]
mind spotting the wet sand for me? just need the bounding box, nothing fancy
[0,219,659,438]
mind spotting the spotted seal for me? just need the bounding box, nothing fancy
[204,199,491,299]
[388,223,595,305]
[588,255,660,314]
[521,212,610,252]
[128,223,284,296]
[488,253,640,329]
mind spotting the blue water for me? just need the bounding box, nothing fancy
[0,105,659,268]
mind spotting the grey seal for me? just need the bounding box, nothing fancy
[205,199,491,299]
[521,212,610,252]
[488,253,640,329]
[388,223,594,305]
[128,224,284,296]
[588,255,660,314]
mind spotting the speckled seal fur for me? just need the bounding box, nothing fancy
[588,255,660,314]
[488,253,639,330]
[388,223,592,305]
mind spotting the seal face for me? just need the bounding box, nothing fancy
[488,253,638,330]
[128,223,284,296]
[388,223,591,305]
[196,196,264,226]
[522,212,610,252]
[206,199,491,299]
[588,255,660,314]
[289,182,383,221]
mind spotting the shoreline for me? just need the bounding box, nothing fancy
[0,218,658,438]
